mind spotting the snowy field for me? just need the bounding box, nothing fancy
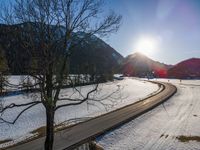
[0,77,159,148]
[97,79,200,150]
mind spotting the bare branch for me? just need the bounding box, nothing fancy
[57,98,82,102]
[0,101,41,113]
[0,102,40,124]
[55,84,98,110]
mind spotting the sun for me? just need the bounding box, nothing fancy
[135,36,158,56]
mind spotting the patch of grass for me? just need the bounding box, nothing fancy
[89,142,104,150]
[30,123,67,137]
[30,126,46,137]
[160,134,168,139]
[55,122,68,131]
[95,144,104,150]
[176,135,200,143]
[160,134,164,138]
[0,139,12,144]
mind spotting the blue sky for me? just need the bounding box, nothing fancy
[103,0,200,64]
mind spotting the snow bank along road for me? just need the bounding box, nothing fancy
[7,80,176,150]
[97,79,200,150]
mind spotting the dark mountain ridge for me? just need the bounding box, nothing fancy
[0,22,123,75]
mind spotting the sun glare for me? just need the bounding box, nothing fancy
[135,36,158,56]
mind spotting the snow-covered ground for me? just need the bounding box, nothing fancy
[97,79,200,150]
[0,78,159,148]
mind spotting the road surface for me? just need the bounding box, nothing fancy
[7,81,176,150]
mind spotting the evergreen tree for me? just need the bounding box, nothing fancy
[0,46,8,95]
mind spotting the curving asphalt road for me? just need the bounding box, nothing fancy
[6,80,177,150]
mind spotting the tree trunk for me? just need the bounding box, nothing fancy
[45,108,55,150]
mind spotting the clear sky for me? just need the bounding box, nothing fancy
[103,0,200,64]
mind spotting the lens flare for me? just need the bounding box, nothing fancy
[135,36,158,56]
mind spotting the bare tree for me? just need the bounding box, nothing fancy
[0,0,122,150]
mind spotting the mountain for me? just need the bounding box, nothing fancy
[69,32,124,74]
[168,58,200,79]
[0,23,123,74]
[121,52,172,78]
